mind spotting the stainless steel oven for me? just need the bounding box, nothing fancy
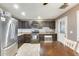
[31,30,39,43]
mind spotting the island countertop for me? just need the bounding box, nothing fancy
[39,32,57,34]
[18,32,57,36]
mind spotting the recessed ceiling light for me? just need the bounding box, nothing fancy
[37,16,43,22]
[37,16,42,19]
[13,4,19,9]
[21,12,26,16]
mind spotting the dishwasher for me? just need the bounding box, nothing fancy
[44,35,52,43]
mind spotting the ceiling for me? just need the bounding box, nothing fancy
[0,3,78,21]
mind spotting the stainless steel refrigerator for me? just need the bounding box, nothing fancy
[0,10,18,56]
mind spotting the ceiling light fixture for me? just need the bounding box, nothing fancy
[37,16,43,22]
[37,16,41,19]
[21,12,26,16]
[13,4,19,9]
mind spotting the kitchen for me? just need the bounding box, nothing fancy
[0,3,79,56]
[18,20,57,47]
[0,3,57,56]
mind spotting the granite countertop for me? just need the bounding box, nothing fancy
[18,32,57,36]
[18,28,56,36]
[18,32,31,36]
[39,32,57,34]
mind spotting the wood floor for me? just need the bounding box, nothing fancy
[40,41,79,56]
[18,41,79,56]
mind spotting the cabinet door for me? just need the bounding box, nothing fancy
[52,34,57,41]
[18,35,24,48]
[18,21,25,28]
[25,21,31,28]
[24,34,31,43]
[39,34,44,42]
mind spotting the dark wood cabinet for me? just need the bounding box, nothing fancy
[23,34,31,43]
[18,34,31,48]
[18,35,25,48]
[52,34,57,41]
[39,21,55,29]
[18,21,25,28]
[18,20,55,29]
[18,21,31,28]
[18,33,57,48]
[39,34,44,41]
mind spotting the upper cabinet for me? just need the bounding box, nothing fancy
[18,21,31,29]
[41,21,55,29]
[18,20,55,29]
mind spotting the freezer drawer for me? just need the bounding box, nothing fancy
[1,42,18,56]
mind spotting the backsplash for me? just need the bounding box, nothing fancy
[18,27,55,33]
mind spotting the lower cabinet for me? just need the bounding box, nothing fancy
[39,34,44,42]
[18,34,31,48]
[18,34,57,48]
[23,34,31,43]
